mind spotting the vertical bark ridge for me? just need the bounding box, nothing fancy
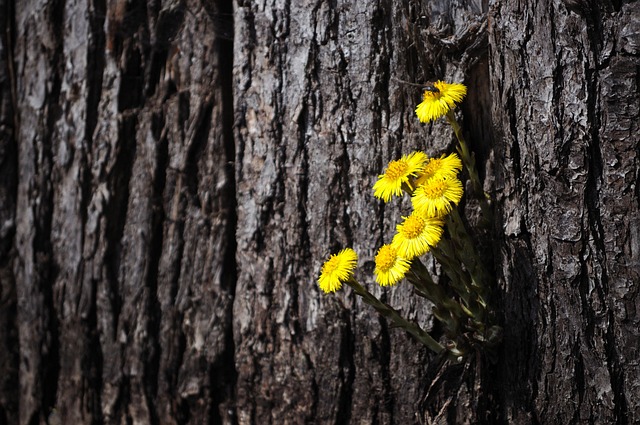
[51,0,104,419]
[156,2,237,423]
[13,1,67,422]
[597,3,640,420]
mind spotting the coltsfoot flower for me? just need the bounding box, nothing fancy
[415,81,467,123]
[412,177,464,217]
[373,151,428,202]
[318,248,358,293]
[374,244,411,287]
[415,153,463,186]
[392,212,445,259]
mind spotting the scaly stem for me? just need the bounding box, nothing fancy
[446,111,493,224]
[408,259,468,318]
[432,241,486,323]
[406,259,467,335]
[346,278,462,359]
[446,111,482,195]
[446,208,490,305]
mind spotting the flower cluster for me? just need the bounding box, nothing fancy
[371,152,463,285]
[319,151,463,291]
[316,81,499,359]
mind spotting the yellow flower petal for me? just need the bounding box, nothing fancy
[391,212,444,259]
[318,248,358,293]
[415,81,467,123]
[412,177,464,217]
[373,151,428,202]
[415,153,463,186]
[374,244,411,287]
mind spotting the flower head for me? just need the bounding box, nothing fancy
[374,244,411,287]
[412,177,464,217]
[415,153,463,186]
[373,151,428,202]
[318,248,358,293]
[415,81,467,123]
[391,212,444,259]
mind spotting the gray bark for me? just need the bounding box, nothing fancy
[490,0,640,422]
[0,0,638,424]
[6,0,235,423]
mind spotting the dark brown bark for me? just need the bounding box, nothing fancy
[6,0,236,423]
[0,0,638,424]
[0,0,18,423]
[490,1,640,422]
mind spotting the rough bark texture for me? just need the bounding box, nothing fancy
[490,1,640,423]
[0,0,638,424]
[6,0,236,423]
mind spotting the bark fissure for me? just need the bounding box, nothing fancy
[104,113,138,337]
[144,109,170,425]
[217,0,238,419]
[0,0,18,418]
[584,24,631,423]
[86,0,106,149]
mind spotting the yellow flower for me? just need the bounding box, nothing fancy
[374,244,411,287]
[412,177,464,217]
[373,151,428,202]
[318,248,358,293]
[415,153,463,186]
[391,212,444,259]
[415,81,467,123]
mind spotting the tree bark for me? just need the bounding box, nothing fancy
[490,0,640,423]
[0,0,638,424]
[6,0,236,423]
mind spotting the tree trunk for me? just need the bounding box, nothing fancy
[0,0,638,424]
[490,1,640,423]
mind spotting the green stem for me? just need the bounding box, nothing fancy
[431,241,486,322]
[446,111,483,196]
[345,278,461,359]
[431,244,472,302]
[408,258,464,318]
[446,111,493,224]
[446,208,490,305]
[407,259,467,325]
